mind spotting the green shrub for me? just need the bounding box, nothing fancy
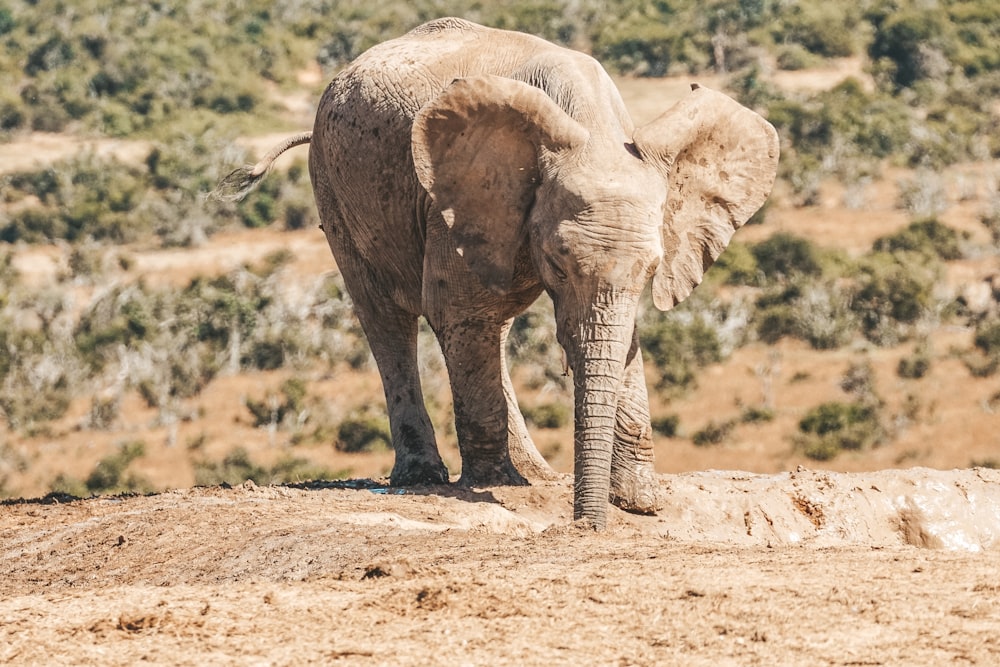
[797,401,884,460]
[873,219,965,260]
[897,341,932,379]
[84,441,151,495]
[751,233,822,282]
[966,318,1000,377]
[268,457,346,484]
[776,43,822,71]
[194,448,268,487]
[49,474,89,499]
[692,418,736,446]
[651,414,680,438]
[336,411,391,453]
[974,319,1000,357]
[521,402,570,429]
[712,241,760,286]
[591,18,680,77]
[868,4,953,91]
[741,406,775,423]
[640,312,723,395]
[776,2,862,58]
[752,280,856,350]
[0,353,74,430]
[755,299,799,345]
[1,154,150,244]
[246,378,308,428]
[88,393,122,430]
[895,172,949,221]
[850,252,938,345]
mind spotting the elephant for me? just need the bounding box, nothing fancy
[214,17,779,529]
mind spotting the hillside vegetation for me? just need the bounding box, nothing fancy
[2,0,1000,497]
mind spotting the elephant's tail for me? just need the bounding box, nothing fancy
[210,131,313,202]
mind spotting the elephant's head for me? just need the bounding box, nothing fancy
[412,76,778,527]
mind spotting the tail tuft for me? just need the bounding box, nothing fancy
[209,165,267,202]
[209,131,311,202]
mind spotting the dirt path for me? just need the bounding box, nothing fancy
[2,469,999,665]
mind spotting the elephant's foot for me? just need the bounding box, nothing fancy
[389,456,449,487]
[457,456,528,488]
[609,463,664,515]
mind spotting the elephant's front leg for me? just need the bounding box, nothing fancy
[437,318,532,487]
[609,332,664,514]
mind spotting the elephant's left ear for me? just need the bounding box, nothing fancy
[634,85,779,311]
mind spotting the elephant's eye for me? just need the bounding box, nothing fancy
[546,256,568,282]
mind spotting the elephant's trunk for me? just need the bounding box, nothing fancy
[570,296,635,529]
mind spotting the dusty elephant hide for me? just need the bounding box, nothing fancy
[215,18,779,529]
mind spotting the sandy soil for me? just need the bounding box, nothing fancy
[2,468,1000,666]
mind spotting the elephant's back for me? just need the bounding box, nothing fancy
[323,18,557,120]
[308,19,554,314]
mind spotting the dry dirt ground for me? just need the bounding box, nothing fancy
[3,468,1000,666]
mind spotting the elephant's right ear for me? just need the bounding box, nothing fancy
[412,76,588,294]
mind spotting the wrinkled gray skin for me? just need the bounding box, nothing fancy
[217,18,778,529]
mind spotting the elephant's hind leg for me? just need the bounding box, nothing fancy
[368,309,449,486]
[609,333,665,514]
[337,274,448,486]
[500,320,560,481]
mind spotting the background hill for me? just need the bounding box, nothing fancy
[2,0,1000,498]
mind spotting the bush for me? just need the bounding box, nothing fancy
[974,319,1000,357]
[868,4,953,91]
[692,418,736,446]
[966,318,1000,376]
[753,280,856,350]
[797,401,884,460]
[268,457,346,484]
[84,441,151,495]
[651,414,680,438]
[336,410,391,453]
[0,350,75,430]
[0,155,148,244]
[640,312,723,395]
[193,448,269,487]
[850,252,938,346]
[776,43,822,71]
[712,241,760,286]
[521,402,570,429]
[754,295,799,345]
[895,172,949,222]
[776,2,862,58]
[751,233,823,282]
[246,378,308,428]
[897,341,932,379]
[741,406,775,423]
[873,219,965,260]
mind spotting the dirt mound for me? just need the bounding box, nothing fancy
[2,468,999,665]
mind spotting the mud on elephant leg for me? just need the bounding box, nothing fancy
[609,336,664,514]
[350,300,448,486]
[437,318,533,487]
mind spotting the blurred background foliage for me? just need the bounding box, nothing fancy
[0,0,996,243]
[2,0,1000,494]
